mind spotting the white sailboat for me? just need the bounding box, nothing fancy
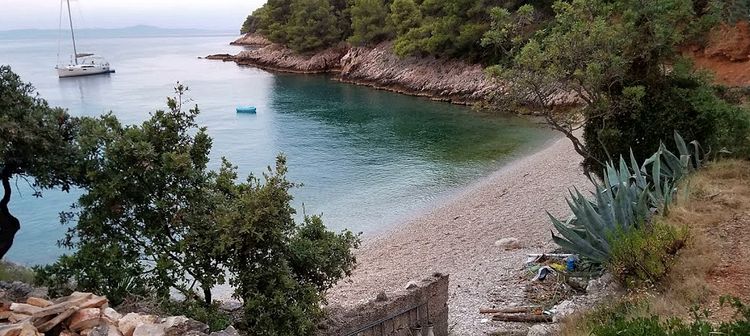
[56,0,114,78]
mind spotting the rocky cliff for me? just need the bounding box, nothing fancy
[212,34,500,105]
[684,21,750,86]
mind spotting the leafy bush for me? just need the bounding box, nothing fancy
[585,71,750,173]
[218,159,361,335]
[608,222,688,288]
[160,300,230,332]
[0,261,35,283]
[35,86,361,334]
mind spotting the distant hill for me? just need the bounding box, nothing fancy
[0,25,237,39]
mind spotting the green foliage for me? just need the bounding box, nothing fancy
[496,0,750,174]
[244,0,556,61]
[251,0,348,52]
[0,65,81,258]
[349,0,392,46]
[218,158,360,335]
[588,297,750,336]
[585,68,750,172]
[37,85,225,307]
[253,0,293,43]
[286,0,344,52]
[32,84,361,333]
[0,261,35,283]
[240,15,259,34]
[715,0,750,24]
[0,65,80,191]
[35,243,149,305]
[551,133,699,265]
[160,300,231,332]
[608,222,688,288]
[388,0,422,37]
[481,5,539,64]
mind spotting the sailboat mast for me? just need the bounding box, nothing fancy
[65,0,78,65]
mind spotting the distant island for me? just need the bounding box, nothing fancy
[0,25,237,39]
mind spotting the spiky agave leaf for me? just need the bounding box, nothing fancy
[674,131,689,158]
[549,213,609,263]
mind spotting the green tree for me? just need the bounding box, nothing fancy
[286,0,344,52]
[480,5,537,64]
[35,84,361,333]
[37,85,223,305]
[496,0,750,175]
[219,157,360,335]
[388,0,422,36]
[349,0,392,45]
[240,15,259,34]
[254,0,294,44]
[0,65,80,259]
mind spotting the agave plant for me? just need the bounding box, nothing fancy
[550,155,651,263]
[550,132,701,264]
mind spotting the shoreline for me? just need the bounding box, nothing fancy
[323,133,589,335]
[207,35,499,106]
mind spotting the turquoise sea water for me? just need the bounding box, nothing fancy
[0,34,554,265]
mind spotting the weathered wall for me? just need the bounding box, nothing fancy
[318,274,449,336]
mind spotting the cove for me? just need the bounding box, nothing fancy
[0,35,555,265]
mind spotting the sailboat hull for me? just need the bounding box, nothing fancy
[57,65,113,78]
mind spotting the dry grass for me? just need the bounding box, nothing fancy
[560,159,750,335]
[672,159,750,320]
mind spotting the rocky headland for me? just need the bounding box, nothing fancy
[208,34,501,105]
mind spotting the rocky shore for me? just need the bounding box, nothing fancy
[208,34,500,105]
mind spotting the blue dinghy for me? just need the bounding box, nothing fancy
[236,106,257,114]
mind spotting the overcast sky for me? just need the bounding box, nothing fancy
[0,0,266,31]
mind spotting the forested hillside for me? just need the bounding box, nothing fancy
[242,0,556,62]
[242,0,748,63]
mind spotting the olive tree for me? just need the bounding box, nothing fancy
[0,65,80,259]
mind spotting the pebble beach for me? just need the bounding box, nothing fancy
[325,134,590,335]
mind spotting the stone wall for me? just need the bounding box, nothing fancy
[318,273,449,336]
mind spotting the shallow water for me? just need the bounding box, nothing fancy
[0,34,554,265]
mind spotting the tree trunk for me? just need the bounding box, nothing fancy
[0,175,20,259]
[203,285,212,307]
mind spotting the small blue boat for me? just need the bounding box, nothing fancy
[236,106,257,114]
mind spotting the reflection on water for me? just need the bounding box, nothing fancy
[1,35,554,265]
[57,74,113,111]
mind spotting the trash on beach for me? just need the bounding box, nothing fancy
[524,253,584,284]
[532,266,555,281]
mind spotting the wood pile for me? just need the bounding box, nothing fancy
[0,292,210,336]
[479,306,553,323]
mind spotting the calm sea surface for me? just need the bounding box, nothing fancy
[0,34,554,265]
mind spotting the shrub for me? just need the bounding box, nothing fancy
[218,158,360,335]
[35,86,361,334]
[585,72,750,172]
[564,297,750,336]
[160,300,230,332]
[590,297,750,336]
[607,222,688,288]
[0,261,35,283]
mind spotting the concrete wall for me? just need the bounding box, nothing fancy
[319,273,449,336]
